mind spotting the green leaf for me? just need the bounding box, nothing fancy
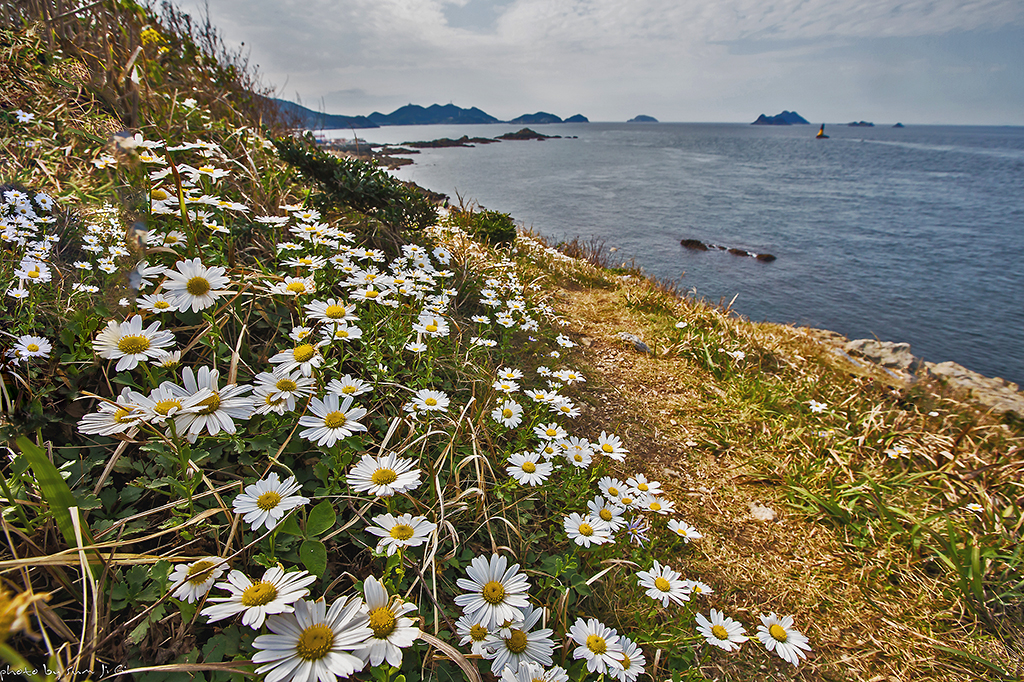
[277,513,302,537]
[300,539,327,576]
[305,500,336,537]
[16,437,98,568]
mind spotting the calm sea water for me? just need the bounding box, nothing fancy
[326,122,1024,386]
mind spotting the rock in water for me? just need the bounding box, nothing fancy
[843,339,923,373]
[681,238,708,251]
[926,362,1024,417]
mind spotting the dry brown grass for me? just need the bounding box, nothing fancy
[549,275,1022,681]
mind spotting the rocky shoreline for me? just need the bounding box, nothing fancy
[805,332,1024,418]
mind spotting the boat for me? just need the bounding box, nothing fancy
[816,124,829,139]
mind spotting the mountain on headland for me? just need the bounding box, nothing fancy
[368,104,500,126]
[271,98,379,129]
[751,110,810,125]
[509,111,563,124]
[628,115,658,122]
[564,114,589,123]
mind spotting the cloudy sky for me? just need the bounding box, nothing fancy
[193,0,1024,125]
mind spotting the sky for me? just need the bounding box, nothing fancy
[191,0,1024,125]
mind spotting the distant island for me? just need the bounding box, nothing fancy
[847,121,875,127]
[275,99,589,129]
[628,115,658,123]
[751,111,810,125]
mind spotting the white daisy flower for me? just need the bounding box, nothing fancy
[365,513,437,556]
[201,565,316,629]
[253,367,314,412]
[587,496,626,532]
[232,472,309,532]
[612,636,645,682]
[756,613,811,666]
[269,341,326,377]
[168,557,225,603]
[496,366,523,381]
[636,561,688,607]
[93,315,175,371]
[564,512,612,548]
[685,580,713,597]
[642,496,675,515]
[808,399,827,413]
[175,366,253,441]
[304,298,358,324]
[325,374,372,398]
[298,393,368,448]
[268,275,315,296]
[549,398,580,418]
[77,388,145,436]
[568,617,624,675]
[626,474,661,497]
[668,518,703,542]
[354,575,420,668]
[492,379,519,394]
[533,423,567,441]
[456,614,491,655]
[347,453,422,497]
[595,432,628,461]
[491,400,523,428]
[594,477,623,503]
[696,609,748,652]
[161,258,232,312]
[500,663,569,682]
[454,554,532,630]
[405,341,428,353]
[411,389,449,413]
[252,596,371,680]
[481,605,555,674]
[14,335,51,359]
[136,293,176,313]
[506,452,553,486]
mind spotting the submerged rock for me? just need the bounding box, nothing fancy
[680,238,708,251]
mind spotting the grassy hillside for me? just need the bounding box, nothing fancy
[0,3,1021,681]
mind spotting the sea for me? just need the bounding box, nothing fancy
[322,122,1024,387]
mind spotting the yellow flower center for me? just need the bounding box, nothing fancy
[117,335,151,355]
[692,584,703,593]
[324,412,347,429]
[502,409,514,418]
[336,329,349,338]
[164,235,179,244]
[325,305,346,319]
[371,468,397,486]
[506,629,529,654]
[481,580,505,605]
[296,623,334,661]
[425,324,437,333]
[342,385,357,394]
[638,483,649,492]
[196,392,221,415]
[26,343,39,352]
[649,502,662,512]
[256,491,282,511]
[154,300,171,309]
[292,344,315,363]
[390,524,414,540]
[574,454,583,462]
[607,486,619,497]
[364,289,378,298]
[578,523,594,536]
[27,270,40,278]
[545,428,557,437]
[469,624,487,641]
[711,624,729,640]
[654,577,671,592]
[621,497,633,506]
[286,281,307,293]
[186,276,210,296]
[151,189,169,200]
[602,443,613,453]
[424,398,437,407]
[368,606,396,638]
[622,653,631,669]
[521,461,537,474]
[239,581,278,606]
[769,624,788,642]
[276,379,298,392]
[586,635,607,654]
[113,408,134,423]
[154,398,181,416]
[599,509,613,521]
[299,257,313,265]
[186,560,217,585]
